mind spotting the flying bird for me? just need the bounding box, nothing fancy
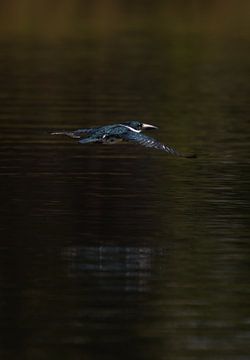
[51,121,196,158]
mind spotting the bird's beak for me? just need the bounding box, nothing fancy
[141,123,158,130]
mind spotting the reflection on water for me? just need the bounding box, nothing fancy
[0,20,250,360]
[63,246,156,293]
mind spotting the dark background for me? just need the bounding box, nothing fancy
[0,1,250,359]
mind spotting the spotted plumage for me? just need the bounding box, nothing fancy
[51,121,196,158]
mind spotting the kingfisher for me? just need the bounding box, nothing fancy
[51,121,196,158]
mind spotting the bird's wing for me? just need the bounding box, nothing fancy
[122,132,196,158]
[79,137,101,144]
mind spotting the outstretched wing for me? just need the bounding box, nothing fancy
[122,131,196,158]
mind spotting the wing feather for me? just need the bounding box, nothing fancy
[122,132,195,158]
[79,137,101,144]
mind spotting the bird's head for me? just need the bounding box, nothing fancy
[123,121,158,132]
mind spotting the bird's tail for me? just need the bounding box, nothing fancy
[51,131,80,138]
[51,129,89,139]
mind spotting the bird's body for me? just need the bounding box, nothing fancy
[51,121,196,158]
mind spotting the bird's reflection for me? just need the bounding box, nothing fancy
[62,245,159,293]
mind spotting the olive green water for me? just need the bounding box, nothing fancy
[0,10,250,360]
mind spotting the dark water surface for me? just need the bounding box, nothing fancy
[0,32,250,359]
